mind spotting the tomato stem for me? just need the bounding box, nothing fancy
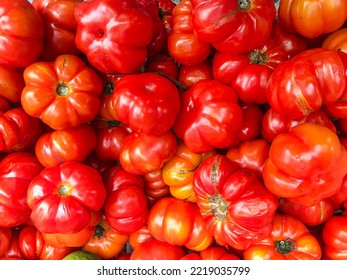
[248,49,267,64]
[103,81,115,95]
[58,183,72,197]
[208,193,229,221]
[94,224,106,239]
[56,82,70,96]
[275,238,296,255]
[238,0,250,10]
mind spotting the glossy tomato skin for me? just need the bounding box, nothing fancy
[192,154,278,250]
[173,79,243,153]
[0,227,12,257]
[322,28,347,53]
[191,0,276,54]
[129,225,153,250]
[143,169,170,206]
[279,0,347,39]
[74,0,153,74]
[178,59,213,88]
[104,73,181,135]
[243,213,322,260]
[32,0,82,61]
[35,124,97,167]
[263,123,347,207]
[0,152,43,227]
[0,65,25,104]
[167,0,211,66]
[145,54,179,81]
[267,48,347,120]
[0,0,44,68]
[21,54,103,131]
[322,216,347,260]
[148,197,213,251]
[27,161,107,234]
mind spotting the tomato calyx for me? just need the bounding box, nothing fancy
[103,81,115,95]
[58,183,72,197]
[238,0,250,11]
[93,224,106,240]
[208,193,229,221]
[248,49,267,65]
[275,238,296,255]
[56,82,70,96]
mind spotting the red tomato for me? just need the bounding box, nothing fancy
[74,0,154,74]
[322,215,347,259]
[192,154,278,250]
[243,213,322,260]
[0,65,25,104]
[143,169,171,206]
[148,197,214,251]
[0,227,11,256]
[0,152,43,227]
[35,124,97,167]
[178,59,213,88]
[263,123,347,207]
[129,225,153,250]
[27,161,107,234]
[21,54,103,130]
[0,0,44,68]
[145,54,179,81]
[173,79,243,153]
[191,0,276,54]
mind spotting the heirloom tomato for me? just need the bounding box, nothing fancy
[167,0,211,66]
[0,227,11,256]
[83,217,128,260]
[129,225,153,250]
[267,48,347,120]
[145,54,179,81]
[0,0,44,68]
[0,228,24,260]
[27,161,106,234]
[143,169,170,206]
[148,197,213,251]
[322,28,347,53]
[192,154,278,250]
[279,0,347,39]
[173,79,243,153]
[322,216,347,260]
[32,0,82,61]
[35,124,97,167]
[21,54,103,130]
[101,73,181,135]
[0,152,43,227]
[0,107,43,153]
[178,59,213,88]
[103,166,148,235]
[130,238,186,260]
[263,123,347,207]
[162,142,215,202]
[0,65,25,104]
[191,0,276,54]
[74,0,154,74]
[119,131,177,175]
[243,213,322,260]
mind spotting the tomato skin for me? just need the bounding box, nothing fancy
[130,238,186,260]
[143,169,170,206]
[243,213,322,260]
[192,154,278,250]
[167,0,211,66]
[191,0,276,54]
[129,225,153,250]
[279,0,347,39]
[173,79,243,153]
[21,54,103,131]
[263,123,347,207]
[148,197,213,251]
[0,152,43,227]
[178,59,213,88]
[0,65,25,104]
[267,48,347,120]
[0,0,44,68]
[145,54,179,81]
[35,124,97,167]
[322,28,347,53]
[322,216,347,260]
[74,0,153,74]
[27,161,107,234]
[0,227,11,256]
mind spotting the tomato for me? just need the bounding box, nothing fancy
[27,161,106,234]
[145,54,179,81]
[267,48,347,120]
[103,165,148,235]
[130,238,186,260]
[74,0,154,74]
[83,217,128,260]
[178,59,213,88]
[0,152,43,227]
[0,227,11,256]
[129,225,153,250]
[142,169,170,206]
[0,107,43,153]
[279,0,347,39]
[119,131,177,175]
[162,142,215,202]
[167,0,211,66]
[263,123,347,207]
[192,154,278,250]
[35,124,97,167]
[226,138,270,180]
[191,0,276,54]
[32,0,82,61]
[0,228,25,260]
[0,0,44,68]
[21,54,103,130]
[322,28,347,53]
[322,215,347,260]
[199,246,240,260]
[243,213,322,260]
[173,79,243,153]
[148,197,213,251]
[0,65,25,104]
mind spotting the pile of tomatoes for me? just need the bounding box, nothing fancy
[1,0,347,260]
